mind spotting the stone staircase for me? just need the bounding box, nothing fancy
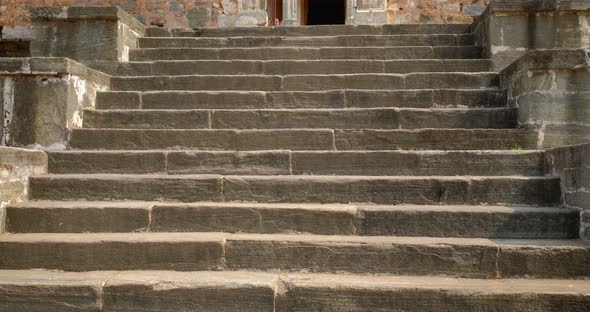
[2,24,590,311]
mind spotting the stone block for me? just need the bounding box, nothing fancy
[83,109,210,129]
[151,203,357,235]
[291,151,544,176]
[497,240,590,278]
[359,206,579,239]
[103,272,275,312]
[276,274,590,312]
[516,92,590,124]
[47,151,166,174]
[269,91,346,108]
[96,91,141,109]
[29,175,224,202]
[0,281,101,312]
[405,73,499,89]
[282,74,405,91]
[334,129,538,150]
[142,91,267,109]
[345,90,433,108]
[467,177,561,205]
[30,6,145,62]
[234,129,334,151]
[223,175,470,205]
[166,151,290,175]
[6,202,151,233]
[226,235,499,278]
[433,89,507,108]
[542,124,590,148]
[0,233,225,271]
[211,109,399,129]
[398,108,517,129]
[2,58,110,147]
[0,147,48,208]
[69,129,238,150]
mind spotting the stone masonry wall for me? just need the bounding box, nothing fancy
[545,143,590,240]
[500,49,590,149]
[0,147,47,232]
[1,0,487,38]
[1,58,110,148]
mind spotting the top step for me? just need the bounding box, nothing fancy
[148,24,473,38]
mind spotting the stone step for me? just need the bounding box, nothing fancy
[82,108,518,130]
[28,174,561,205]
[169,24,474,37]
[96,89,508,110]
[129,46,482,61]
[2,270,589,312]
[68,129,538,151]
[46,150,546,176]
[110,73,500,91]
[137,34,476,49]
[91,59,493,76]
[5,201,579,239]
[0,233,587,278]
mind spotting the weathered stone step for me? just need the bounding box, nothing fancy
[69,129,538,151]
[46,150,545,176]
[165,24,474,37]
[138,34,476,49]
[3,270,589,312]
[0,233,587,278]
[5,201,578,239]
[82,108,517,130]
[96,89,508,110]
[28,174,561,205]
[91,59,492,76]
[275,273,590,312]
[129,46,482,61]
[110,73,499,91]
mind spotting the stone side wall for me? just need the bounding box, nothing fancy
[500,49,590,149]
[1,0,487,38]
[1,58,110,148]
[545,143,590,240]
[474,0,590,71]
[0,147,47,232]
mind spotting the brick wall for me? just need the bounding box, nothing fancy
[1,0,488,36]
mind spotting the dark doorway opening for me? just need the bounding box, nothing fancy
[306,0,346,25]
[268,0,284,26]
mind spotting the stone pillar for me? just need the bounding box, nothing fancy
[500,49,590,149]
[282,0,300,26]
[30,6,146,63]
[473,0,590,71]
[0,58,110,148]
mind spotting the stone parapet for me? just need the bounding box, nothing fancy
[500,49,590,149]
[29,6,146,62]
[0,57,110,148]
[545,143,590,240]
[473,0,590,70]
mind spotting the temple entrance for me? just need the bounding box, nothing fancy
[304,0,346,25]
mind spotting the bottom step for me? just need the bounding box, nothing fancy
[1,270,589,312]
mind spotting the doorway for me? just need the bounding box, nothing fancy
[267,0,284,26]
[305,0,346,25]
